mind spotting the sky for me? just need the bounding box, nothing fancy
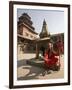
[17,9,64,35]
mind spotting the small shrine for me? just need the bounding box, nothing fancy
[35,19,50,58]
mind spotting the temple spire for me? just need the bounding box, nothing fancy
[39,19,49,38]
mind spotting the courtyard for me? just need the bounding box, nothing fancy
[17,53,64,80]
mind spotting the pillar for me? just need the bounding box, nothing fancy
[36,43,39,59]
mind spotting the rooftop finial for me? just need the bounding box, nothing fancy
[43,19,46,25]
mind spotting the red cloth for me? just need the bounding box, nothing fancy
[44,51,59,67]
[57,42,64,53]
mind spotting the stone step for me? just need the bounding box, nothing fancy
[26,60,45,68]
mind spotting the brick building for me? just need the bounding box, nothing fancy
[17,13,38,55]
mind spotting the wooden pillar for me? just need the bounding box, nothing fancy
[36,43,39,59]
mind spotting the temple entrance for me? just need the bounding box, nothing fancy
[40,46,45,56]
[35,38,50,59]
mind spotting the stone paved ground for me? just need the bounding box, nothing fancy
[17,53,64,80]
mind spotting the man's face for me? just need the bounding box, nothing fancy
[48,43,53,49]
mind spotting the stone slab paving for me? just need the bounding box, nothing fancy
[17,53,64,80]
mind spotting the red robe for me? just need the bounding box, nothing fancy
[57,41,64,53]
[44,50,59,67]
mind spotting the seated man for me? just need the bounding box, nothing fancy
[44,42,60,70]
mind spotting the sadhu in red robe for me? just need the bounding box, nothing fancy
[44,49,60,67]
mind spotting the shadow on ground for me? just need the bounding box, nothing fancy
[17,65,51,80]
[17,59,29,67]
[17,58,57,80]
[17,58,41,67]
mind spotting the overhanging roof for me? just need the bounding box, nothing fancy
[36,37,50,42]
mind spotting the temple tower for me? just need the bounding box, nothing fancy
[39,19,49,38]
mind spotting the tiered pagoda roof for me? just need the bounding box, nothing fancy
[18,13,38,35]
